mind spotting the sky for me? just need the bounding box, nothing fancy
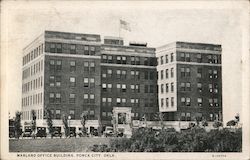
[1,1,248,124]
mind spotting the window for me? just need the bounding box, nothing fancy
[149,71,154,80]
[197,98,202,107]
[166,83,169,93]
[186,83,191,91]
[54,93,61,103]
[166,98,169,107]
[144,57,149,65]
[83,94,89,103]
[209,69,213,78]
[161,98,164,108]
[108,55,113,63]
[49,76,55,86]
[160,56,164,64]
[209,84,213,93]
[144,71,149,80]
[208,55,212,63]
[90,62,95,72]
[70,77,76,87]
[56,43,62,53]
[145,85,149,93]
[131,56,135,65]
[180,52,185,61]
[214,84,218,93]
[197,83,202,92]
[136,84,140,93]
[213,55,218,64]
[90,94,95,103]
[107,69,112,78]
[209,98,213,107]
[90,46,95,55]
[130,85,135,93]
[102,54,107,63]
[181,112,186,121]
[186,68,190,76]
[171,68,174,77]
[161,84,164,93]
[180,82,185,91]
[161,70,163,79]
[186,98,191,106]
[50,60,55,70]
[121,70,126,79]
[83,78,89,87]
[56,60,62,70]
[197,68,202,78]
[84,62,89,72]
[84,46,89,55]
[107,84,112,92]
[90,78,95,88]
[122,56,127,64]
[116,56,121,64]
[69,110,75,119]
[49,93,55,103]
[186,113,191,121]
[165,69,169,79]
[181,68,185,77]
[186,53,190,62]
[171,97,174,107]
[70,61,76,72]
[69,93,76,103]
[165,55,168,63]
[209,113,214,121]
[135,57,140,65]
[135,71,140,79]
[122,84,126,92]
[197,53,202,63]
[214,98,218,107]
[55,110,61,119]
[181,97,186,106]
[107,98,112,106]
[170,53,174,62]
[50,43,56,53]
[70,44,76,54]
[116,98,121,106]
[116,70,121,79]
[149,85,154,93]
[213,70,218,78]
[171,83,174,92]
[55,76,61,87]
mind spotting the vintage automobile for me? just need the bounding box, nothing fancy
[36,128,47,138]
[103,126,114,137]
[52,130,62,138]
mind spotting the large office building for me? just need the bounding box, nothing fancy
[156,42,222,123]
[21,31,222,134]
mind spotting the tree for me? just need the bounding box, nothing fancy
[80,111,89,136]
[31,110,37,139]
[62,114,69,137]
[201,119,208,128]
[45,108,54,138]
[154,112,164,129]
[13,111,22,139]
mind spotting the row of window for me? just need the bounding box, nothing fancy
[102,112,139,118]
[49,109,95,120]
[22,76,43,93]
[160,83,174,93]
[159,68,219,80]
[102,69,155,80]
[158,52,221,65]
[101,54,156,66]
[180,112,219,121]
[159,53,174,65]
[49,93,95,104]
[159,68,174,80]
[102,83,155,93]
[48,43,97,55]
[22,93,43,107]
[23,44,44,66]
[22,109,43,120]
[49,59,95,73]
[160,97,219,108]
[22,60,43,80]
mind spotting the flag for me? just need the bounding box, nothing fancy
[120,19,131,31]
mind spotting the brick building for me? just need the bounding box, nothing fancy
[156,42,222,123]
[21,31,222,134]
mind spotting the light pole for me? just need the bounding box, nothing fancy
[68,115,71,137]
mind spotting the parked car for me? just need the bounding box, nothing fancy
[52,131,62,138]
[36,129,47,138]
[22,130,32,137]
[103,126,114,137]
[90,129,98,136]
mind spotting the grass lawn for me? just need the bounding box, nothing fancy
[9,137,110,152]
